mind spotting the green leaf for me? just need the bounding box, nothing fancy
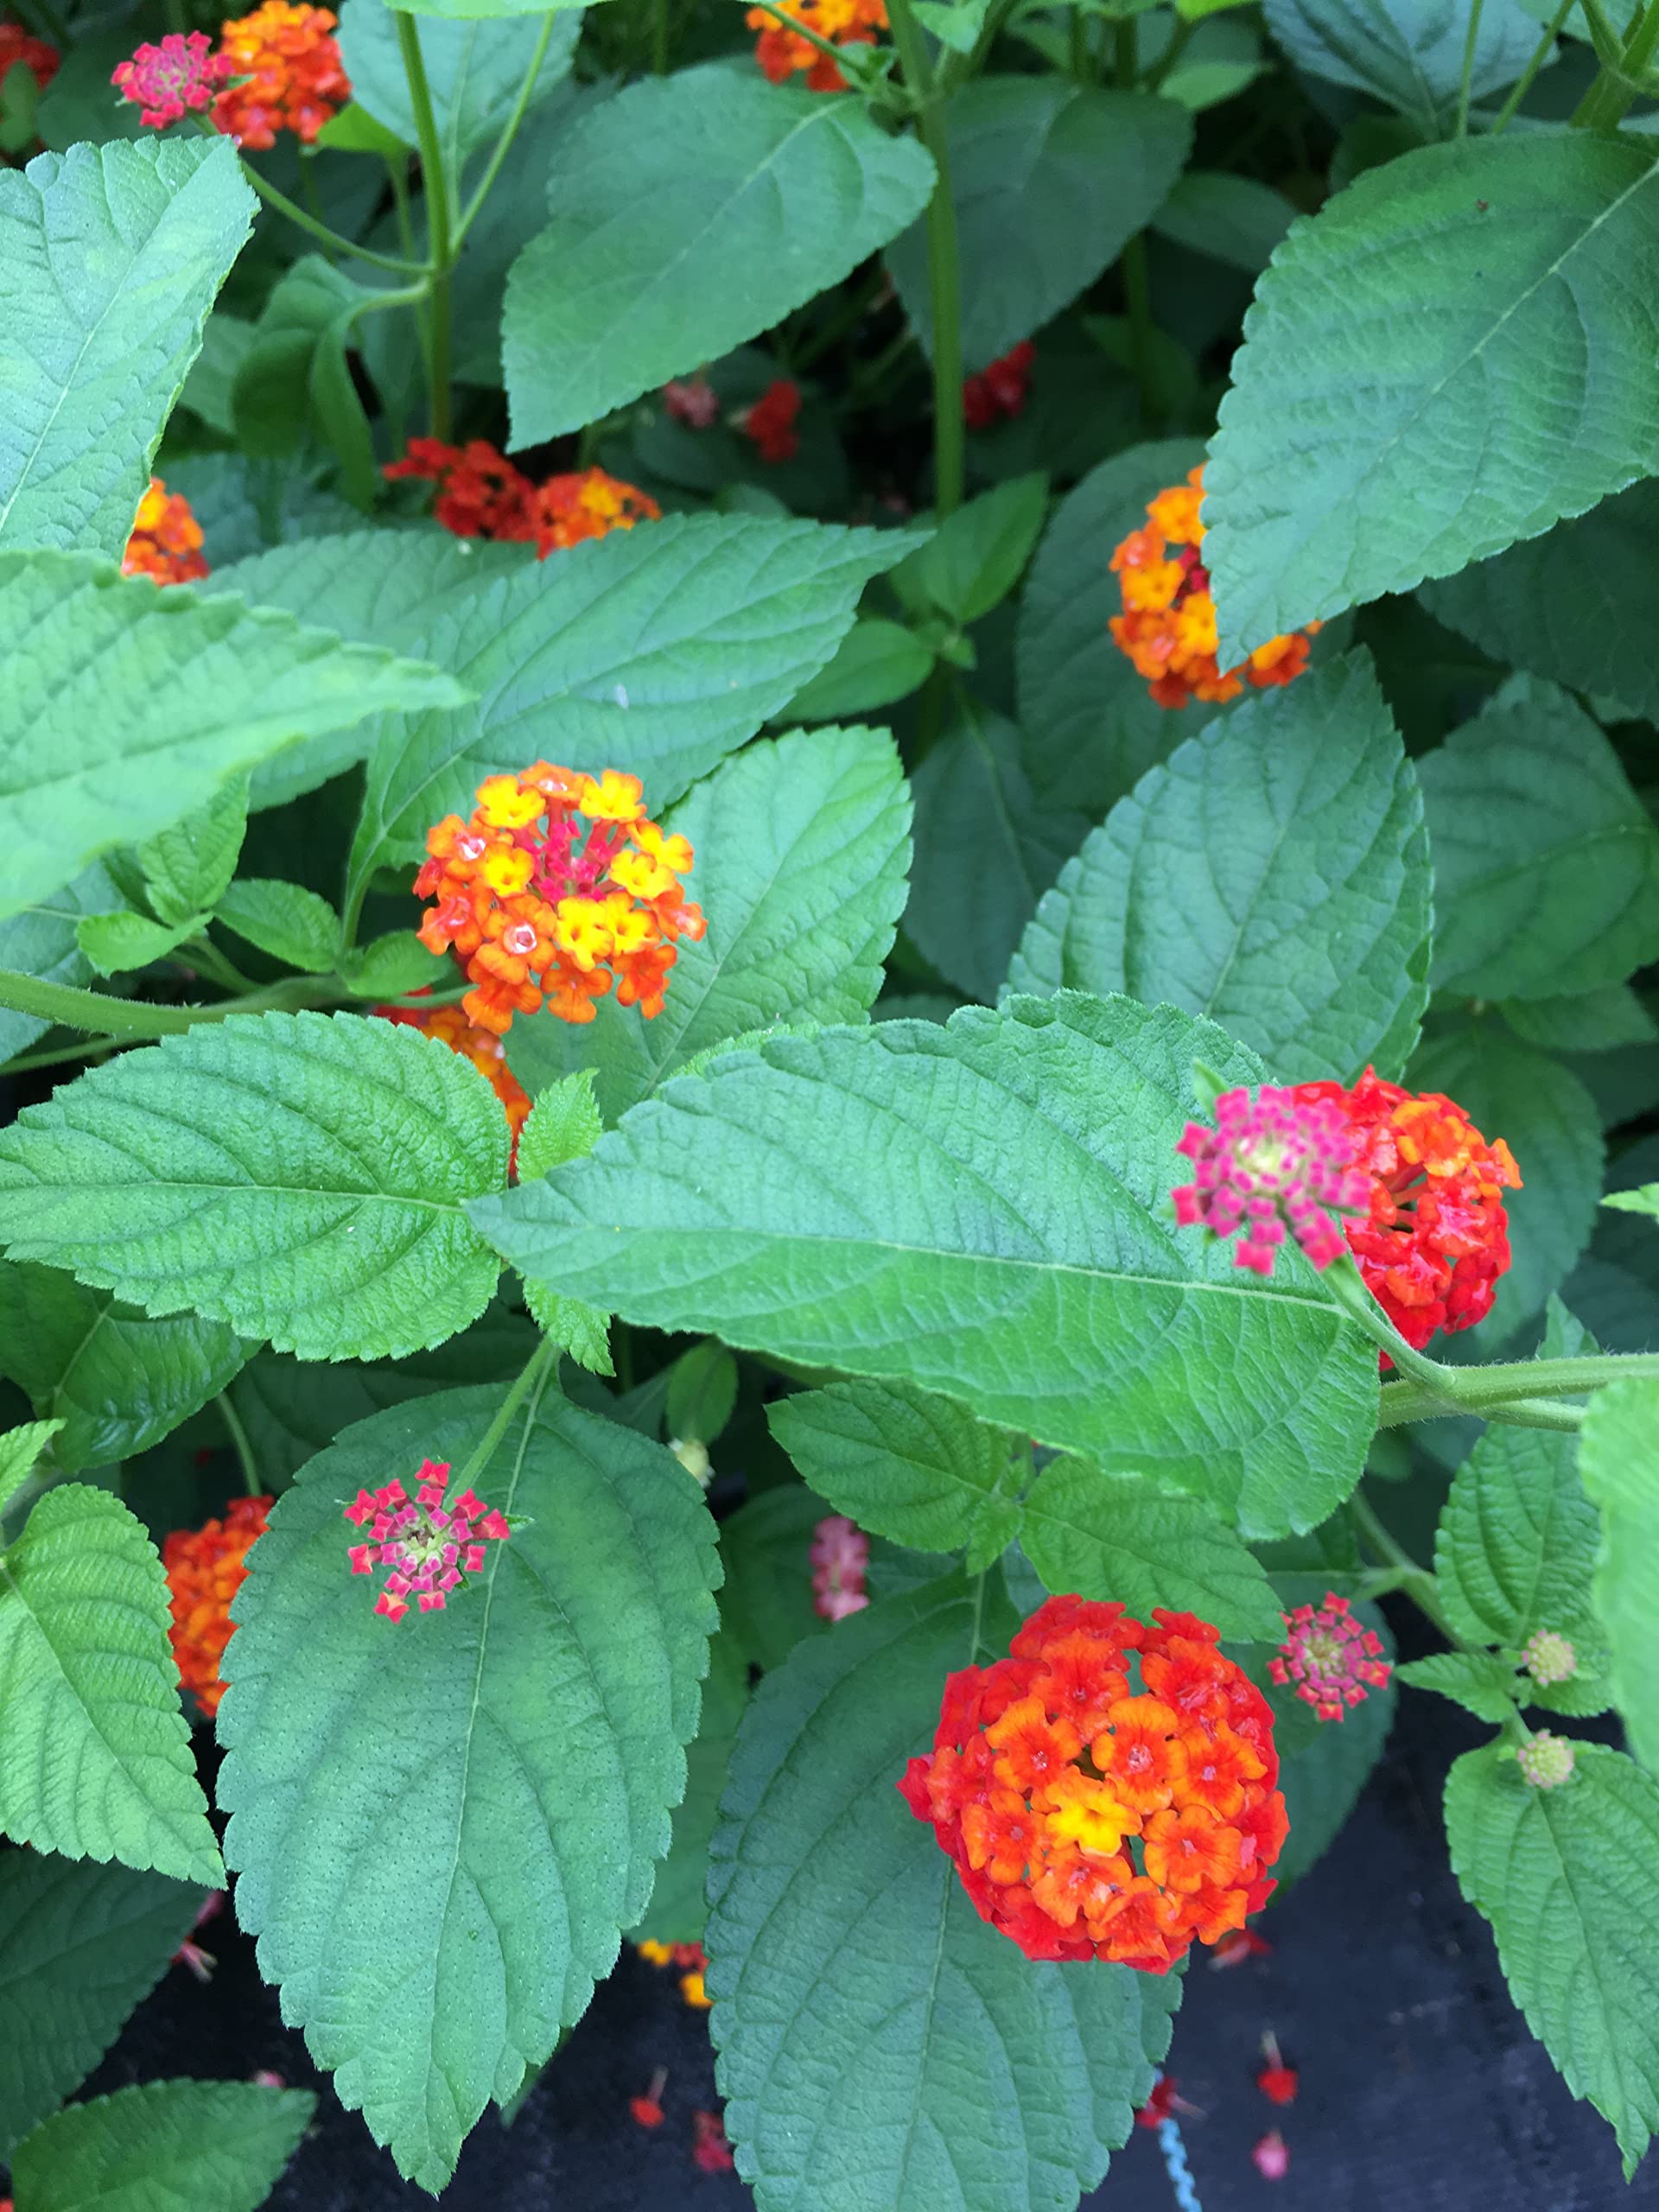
[0,1420,62,1516]
[911,0,994,48]
[232,256,366,461]
[885,79,1191,374]
[1395,1649,1521,1724]
[1577,1376,1659,1770]
[389,0,587,17]
[1020,1460,1286,1640]
[504,721,912,1119]
[903,475,1049,626]
[1262,0,1538,135]
[717,1484,826,1672]
[337,2,582,164]
[0,550,466,925]
[666,1341,738,1448]
[1007,651,1431,1083]
[137,774,249,927]
[1409,1019,1604,1335]
[1446,1742,1659,2174]
[0,1852,200,2159]
[517,1071,602,1182]
[9,2078,315,2212]
[0,1262,245,1477]
[314,99,410,153]
[1204,134,1659,663]
[783,616,935,723]
[0,864,118,1065]
[1150,168,1296,271]
[472,995,1379,1537]
[707,1578,1181,2212]
[75,909,204,979]
[1434,1301,1608,1662]
[1605,1185,1659,1222]
[1421,482,1659,728]
[769,1377,1020,1569]
[218,1385,720,2191]
[504,65,936,442]
[0,140,255,561]
[213,878,340,972]
[630,1621,748,1945]
[1503,985,1658,1057]
[1419,678,1659,1001]
[0,1484,222,1885]
[0,1012,510,1363]
[339,930,449,999]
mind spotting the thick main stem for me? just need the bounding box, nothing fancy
[452,1337,560,1497]
[1349,1491,1458,1641]
[887,0,966,516]
[0,969,331,1041]
[396,13,455,441]
[1573,0,1659,127]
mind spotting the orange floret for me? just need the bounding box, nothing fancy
[213,0,347,146]
[384,442,660,561]
[746,0,887,90]
[121,478,208,586]
[163,1495,272,1715]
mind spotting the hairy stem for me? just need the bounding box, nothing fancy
[887,0,967,515]
[452,1338,561,1498]
[239,159,427,275]
[1573,0,1659,127]
[396,13,456,440]
[1349,1490,1457,1640]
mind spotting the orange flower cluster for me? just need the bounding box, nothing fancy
[374,998,531,1159]
[162,1495,272,1717]
[416,764,704,1035]
[384,441,660,560]
[122,478,208,586]
[1294,1069,1521,1351]
[747,0,887,90]
[213,1,347,147]
[1109,466,1318,709]
[900,1596,1286,1971]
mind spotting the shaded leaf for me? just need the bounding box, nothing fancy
[9,2078,314,2212]
[1577,1376,1659,1770]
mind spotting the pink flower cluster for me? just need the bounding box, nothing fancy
[111,31,231,125]
[1173,1084,1369,1276]
[663,377,720,429]
[810,1514,868,1622]
[1269,1592,1391,1723]
[344,1458,510,1623]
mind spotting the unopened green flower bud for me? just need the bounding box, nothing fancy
[1516,1732,1575,1789]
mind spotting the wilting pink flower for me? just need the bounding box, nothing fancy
[810,1514,868,1621]
[663,376,720,428]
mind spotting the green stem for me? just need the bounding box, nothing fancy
[395,13,455,441]
[1573,0,1659,127]
[239,160,427,276]
[887,0,966,514]
[1380,1348,1659,1418]
[453,1338,560,1500]
[1375,1388,1586,1433]
[1070,3,1090,79]
[742,0,873,81]
[182,937,260,995]
[454,11,560,248]
[1113,16,1137,83]
[652,0,671,69]
[1120,232,1160,430]
[1349,1490,1457,1640]
[163,0,186,30]
[0,1036,120,1077]
[0,969,334,1040]
[1143,14,1194,88]
[1491,0,1575,129]
[939,0,1022,87]
[217,1391,262,1497]
[1454,0,1485,133]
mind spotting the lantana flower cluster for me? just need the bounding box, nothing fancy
[1270,1592,1391,1722]
[374,998,531,1158]
[384,440,660,557]
[1,20,60,95]
[747,0,887,90]
[810,1515,869,1621]
[900,1597,1287,1971]
[416,763,704,1035]
[122,478,209,586]
[963,340,1036,429]
[1109,466,1318,709]
[111,4,346,144]
[1174,1084,1370,1278]
[162,1494,272,1715]
[344,1458,510,1623]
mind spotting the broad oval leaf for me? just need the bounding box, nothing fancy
[1205,134,1659,661]
[503,65,937,442]
[1576,1375,1659,1766]
[1007,650,1430,1082]
[8,2078,315,2212]
[886,79,1191,374]
[218,1386,720,2191]
[0,139,255,560]
[0,1012,509,1363]
[707,1578,1180,2212]
[338,1,582,162]
[471,994,1379,1536]
[1262,0,1537,135]
[0,1485,223,1886]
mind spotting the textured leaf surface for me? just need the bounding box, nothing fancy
[473,995,1378,1536]
[214,878,340,971]
[1395,1649,1520,1724]
[631,1624,748,1946]
[505,66,937,442]
[1446,1743,1659,2173]
[1007,652,1430,1082]
[768,1377,1020,1568]
[1204,135,1659,661]
[0,1484,221,1884]
[0,551,465,923]
[0,1851,200,2158]
[506,724,911,1119]
[9,2078,315,2212]
[338,2,582,162]
[707,1579,1180,2212]
[351,516,920,885]
[1020,1461,1286,1641]
[0,1013,509,1363]
[0,1261,245,1475]
[1419,679,1659,1001]
[1577,1376,1659,1770]
[0,1421,61,1516]
[0,139,254,560]
[219,1386,719,2190]
[0,864,118,1065]
[885,79,1190,373]
[1262,0,1535,132]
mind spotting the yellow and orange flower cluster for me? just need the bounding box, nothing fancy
[213,0,347,146]
[1109,466,1317,709]
[416,764,704,1036]
[747,0,887,90]
[162,1495,272,1717]
[384,441,660,561]
[900,1596,1287,1971]
[374,998,531,1158]
[122,478,208,586]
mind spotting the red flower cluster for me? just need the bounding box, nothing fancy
[213,1,346,147]
[1,20,59,93]
[1109,466,1318,709]
[1293,1069,1521,1350]
[162,1495,272,1716]
[121,477,208,586]
[1270,1591,1391,1722]
[373,998,531,1162]
[899,1597,1286,1971]
[747,0,887,89]
[963,340,1035,429]
[416,763,703,1035]
[344,1457,510,1623]
[739,378,801,464]
[384,440,661,559]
